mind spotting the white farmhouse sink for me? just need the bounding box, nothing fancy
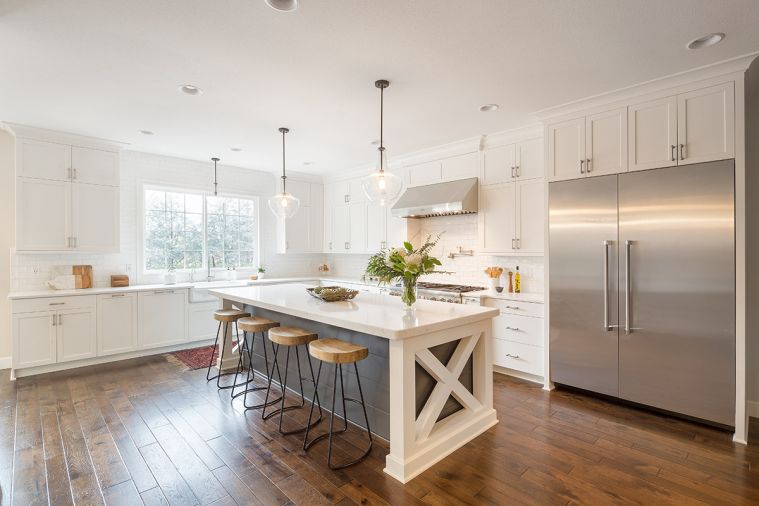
[188,280,251,303]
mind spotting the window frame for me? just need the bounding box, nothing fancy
[139,183,261,276]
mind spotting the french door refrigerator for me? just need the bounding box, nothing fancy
[549,160,735,426]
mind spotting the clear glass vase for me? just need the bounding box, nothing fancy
[401,277,418,309]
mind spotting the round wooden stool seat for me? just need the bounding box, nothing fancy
[268,327,317,347]
[213,309,250,323]
[308,338,368,364]
[238,316,279,333]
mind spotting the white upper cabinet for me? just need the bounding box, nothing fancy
[440,152,478,182]
[71,147,120,186]
[277,180,323,253]
[332,204,350,251]
[348,202,367,252]
[516,180,545,254]
[516,138,544,181]
[408,160,442,187]
[628,96,678,171]
[286,179,311,206]
[16,177,71,251]
[482,144,516,185]
[585,107,628,176]
[348,178,367,203]
[17,139,71,181]
[677,82,735,165]
[73,183,120,252]
[479,183,516,253]
[366,203,387,252]
[547,117,585,181]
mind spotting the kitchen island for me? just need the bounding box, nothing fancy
[209,282,499,483]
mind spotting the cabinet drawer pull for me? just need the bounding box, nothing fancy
[679,143,686,160]
[585,158,591,173]
[505,326,520,331]
[510,166,515,178]
[154,290,175,294]
[58,314,63,325]
[49,302,65,306]
[111,293,126,297]
[505,353,520,359]
[504,305,521,310]
[671,145,677,162]
[579,159,585,174]
[51,314,56,327]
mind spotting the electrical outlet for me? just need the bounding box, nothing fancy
[126,264,132,273]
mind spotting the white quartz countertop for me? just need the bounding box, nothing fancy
[467,290,544,304]
[210,283,499,340]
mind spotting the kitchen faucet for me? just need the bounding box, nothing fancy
[207,254,217,282]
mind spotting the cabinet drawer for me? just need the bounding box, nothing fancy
[492,314,544,346]
[483,298,544,317]
[13,295,96,314]
[493,339,544,376]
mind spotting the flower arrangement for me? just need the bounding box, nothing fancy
[365,235,446,308]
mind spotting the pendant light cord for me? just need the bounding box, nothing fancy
[281,128,287,193]
[378,84,385,174]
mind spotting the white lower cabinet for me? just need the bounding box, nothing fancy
[56,308,97,363]
[138,289,188,348]
[189,301,221,342]
[493,339,544,377]
[484,298,545,378]
[97,293,138,356]
[12,311,57,369]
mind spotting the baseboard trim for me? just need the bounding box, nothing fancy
[0,356,10,370]
[493,364,544,385]
[748,400,759,419]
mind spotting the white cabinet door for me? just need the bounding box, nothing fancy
[12,311,57,368]
[441,152,479,182]
[323,186,334,252]
[282,209,309,252]
[16,177,71,251]
[327,181,348,206]
[677,82,735,165]
[348,178,367,204]
[585,107,627,176]
[138,290,188,349]
[56,308,97,363]
[348,202,367,252]
[309,184,324,252]
[332,204,350,252]
[516,180,545,254]
[478,183,516,253]
[97,293,138,356]
[516,138,544,181]
[189,302,220,343]
[366,203,387,252]
[17,139,71,181]
[482,144,516,185]
[408,161,442,187]
[547,117,585,181]
[72,183,120,252]
[628,96,678,172]
[286,179,311,206]
[71,147,119,186]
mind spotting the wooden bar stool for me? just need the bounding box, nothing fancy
[303,338,373,469]
[206,308,249,390]
[262,327,323,435]
[231,316,282,410]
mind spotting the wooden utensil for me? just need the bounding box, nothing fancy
[110,275,129,287]
[72,265,93,288]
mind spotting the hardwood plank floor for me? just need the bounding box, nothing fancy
[0,354,758,505]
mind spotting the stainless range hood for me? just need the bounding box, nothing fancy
[391,177,478,218]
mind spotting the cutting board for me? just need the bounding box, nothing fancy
[72,265,93,289]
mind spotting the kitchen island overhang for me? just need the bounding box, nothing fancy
[209,283,499,483]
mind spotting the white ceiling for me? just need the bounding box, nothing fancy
[1,0,758,175]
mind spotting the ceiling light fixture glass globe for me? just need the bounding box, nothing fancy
[268,191,300,219]
[362,149,402,207]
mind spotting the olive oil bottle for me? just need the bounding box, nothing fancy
[514,266,521,293]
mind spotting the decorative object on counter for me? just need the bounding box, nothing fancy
[164,267,177,285]
[514,266,521,293]
[495,286,504,293]
[257,266,266,279]
[72,265,93,288]
[507,271,514,293]
[249,274,258,280]
[268,127,301,219]
[211,157,220,196]
[365,235,446,310]
[110,275,129,287]
[362,79,402,206]
[317,263,330,273]
[46,274,82,290]
[307,286,359,302]
[484,266,503,292]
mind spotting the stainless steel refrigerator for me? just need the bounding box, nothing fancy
[549,160,735,426]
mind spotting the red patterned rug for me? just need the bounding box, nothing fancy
[169,345,215,370]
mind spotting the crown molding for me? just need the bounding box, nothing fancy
[533,52,759,122]
[481,123,543,148]
[6,123,130,151]
[392,135,482,167]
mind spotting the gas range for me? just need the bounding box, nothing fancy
[387,282,485,304]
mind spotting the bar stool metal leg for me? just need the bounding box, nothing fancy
[205,321,223,381]
[238,331,283,409]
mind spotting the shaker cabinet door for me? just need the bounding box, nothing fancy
[585,107,627,176]
[516,180,545,254]
[479,183,516,253]
[16,177,71,251]
[677,82,735,165]
[71,146,120,186]
[56,308,97,363]
[628,96,678,172]
[12,311,57,369]
[72,183,120,252]
[17,139,71,181]
[547,117,585,182]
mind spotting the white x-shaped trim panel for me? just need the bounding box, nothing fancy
[414,332,484,441]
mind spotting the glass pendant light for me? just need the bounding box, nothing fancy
[268,127,301,219]
[362,79,402,206]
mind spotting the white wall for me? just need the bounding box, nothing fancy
[327,213,544,293]
[10,150,326,291]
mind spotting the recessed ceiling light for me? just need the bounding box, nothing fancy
[303,161,314,165]
[479,104,499,112]
[230,147,242,152]
[371,140,380,146]
[179,84,203,95]
[265,0,298,12]
[140,130,154,135]
[687,33,725,50]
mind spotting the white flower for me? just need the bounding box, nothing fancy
[388,247,407,261]
[405,253,422,266]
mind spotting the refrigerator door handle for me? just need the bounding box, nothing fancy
[603,240,611,330]
[625,240,632,335]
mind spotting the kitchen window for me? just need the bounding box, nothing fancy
[143,188,259,272]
